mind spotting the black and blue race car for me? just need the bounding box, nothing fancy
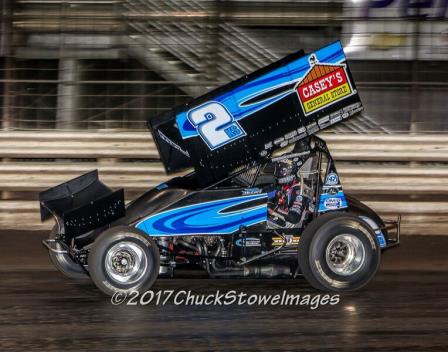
[40,42,400,296]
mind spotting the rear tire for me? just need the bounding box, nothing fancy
[88,226,160,296]
[298,212,381,292]
[48,226,89,280]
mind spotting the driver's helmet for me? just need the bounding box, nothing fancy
[274,161,297,184]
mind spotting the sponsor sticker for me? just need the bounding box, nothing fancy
[296,55,354,116]
[325,172,339,186]
[326,187,339,195]
[235,238,261,247]
[323,197,343,210]
[376,233,386,248]
[242,188,262,195]
[156,183,168,190]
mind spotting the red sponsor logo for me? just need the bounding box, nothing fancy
[297,67,348,103]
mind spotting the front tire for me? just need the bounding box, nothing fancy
[298,212,381,292]
[88,226,160,296]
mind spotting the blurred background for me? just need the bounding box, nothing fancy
[0,0,447,132]
[0,0,447,235]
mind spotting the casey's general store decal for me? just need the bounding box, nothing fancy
[295,55,354,115]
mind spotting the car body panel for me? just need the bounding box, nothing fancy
[135,190,268,236]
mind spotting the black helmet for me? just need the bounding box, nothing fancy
[274,161,298,184]
[274,161,292,178]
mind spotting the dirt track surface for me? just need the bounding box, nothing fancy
[0,231,447,351]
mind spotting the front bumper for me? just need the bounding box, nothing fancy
[383,215,401,250]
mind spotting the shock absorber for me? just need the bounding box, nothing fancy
[219,238,228,258]
[157,237,173,276]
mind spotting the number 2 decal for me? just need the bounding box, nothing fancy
[187,101,246,150]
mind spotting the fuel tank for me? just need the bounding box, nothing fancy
[117,174,198,226]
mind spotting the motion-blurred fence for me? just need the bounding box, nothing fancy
[1,131,447,235]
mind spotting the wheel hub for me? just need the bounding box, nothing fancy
[111,250,134,274]
[105,242,148,284]
[325,234,366,276]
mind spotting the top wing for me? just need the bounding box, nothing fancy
[148,41,363,184]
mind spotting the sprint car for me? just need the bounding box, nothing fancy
[41,42,400,295]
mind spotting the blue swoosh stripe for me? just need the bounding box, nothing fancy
[136,194,267,236]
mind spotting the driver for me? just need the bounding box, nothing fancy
[270,160,308,226]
